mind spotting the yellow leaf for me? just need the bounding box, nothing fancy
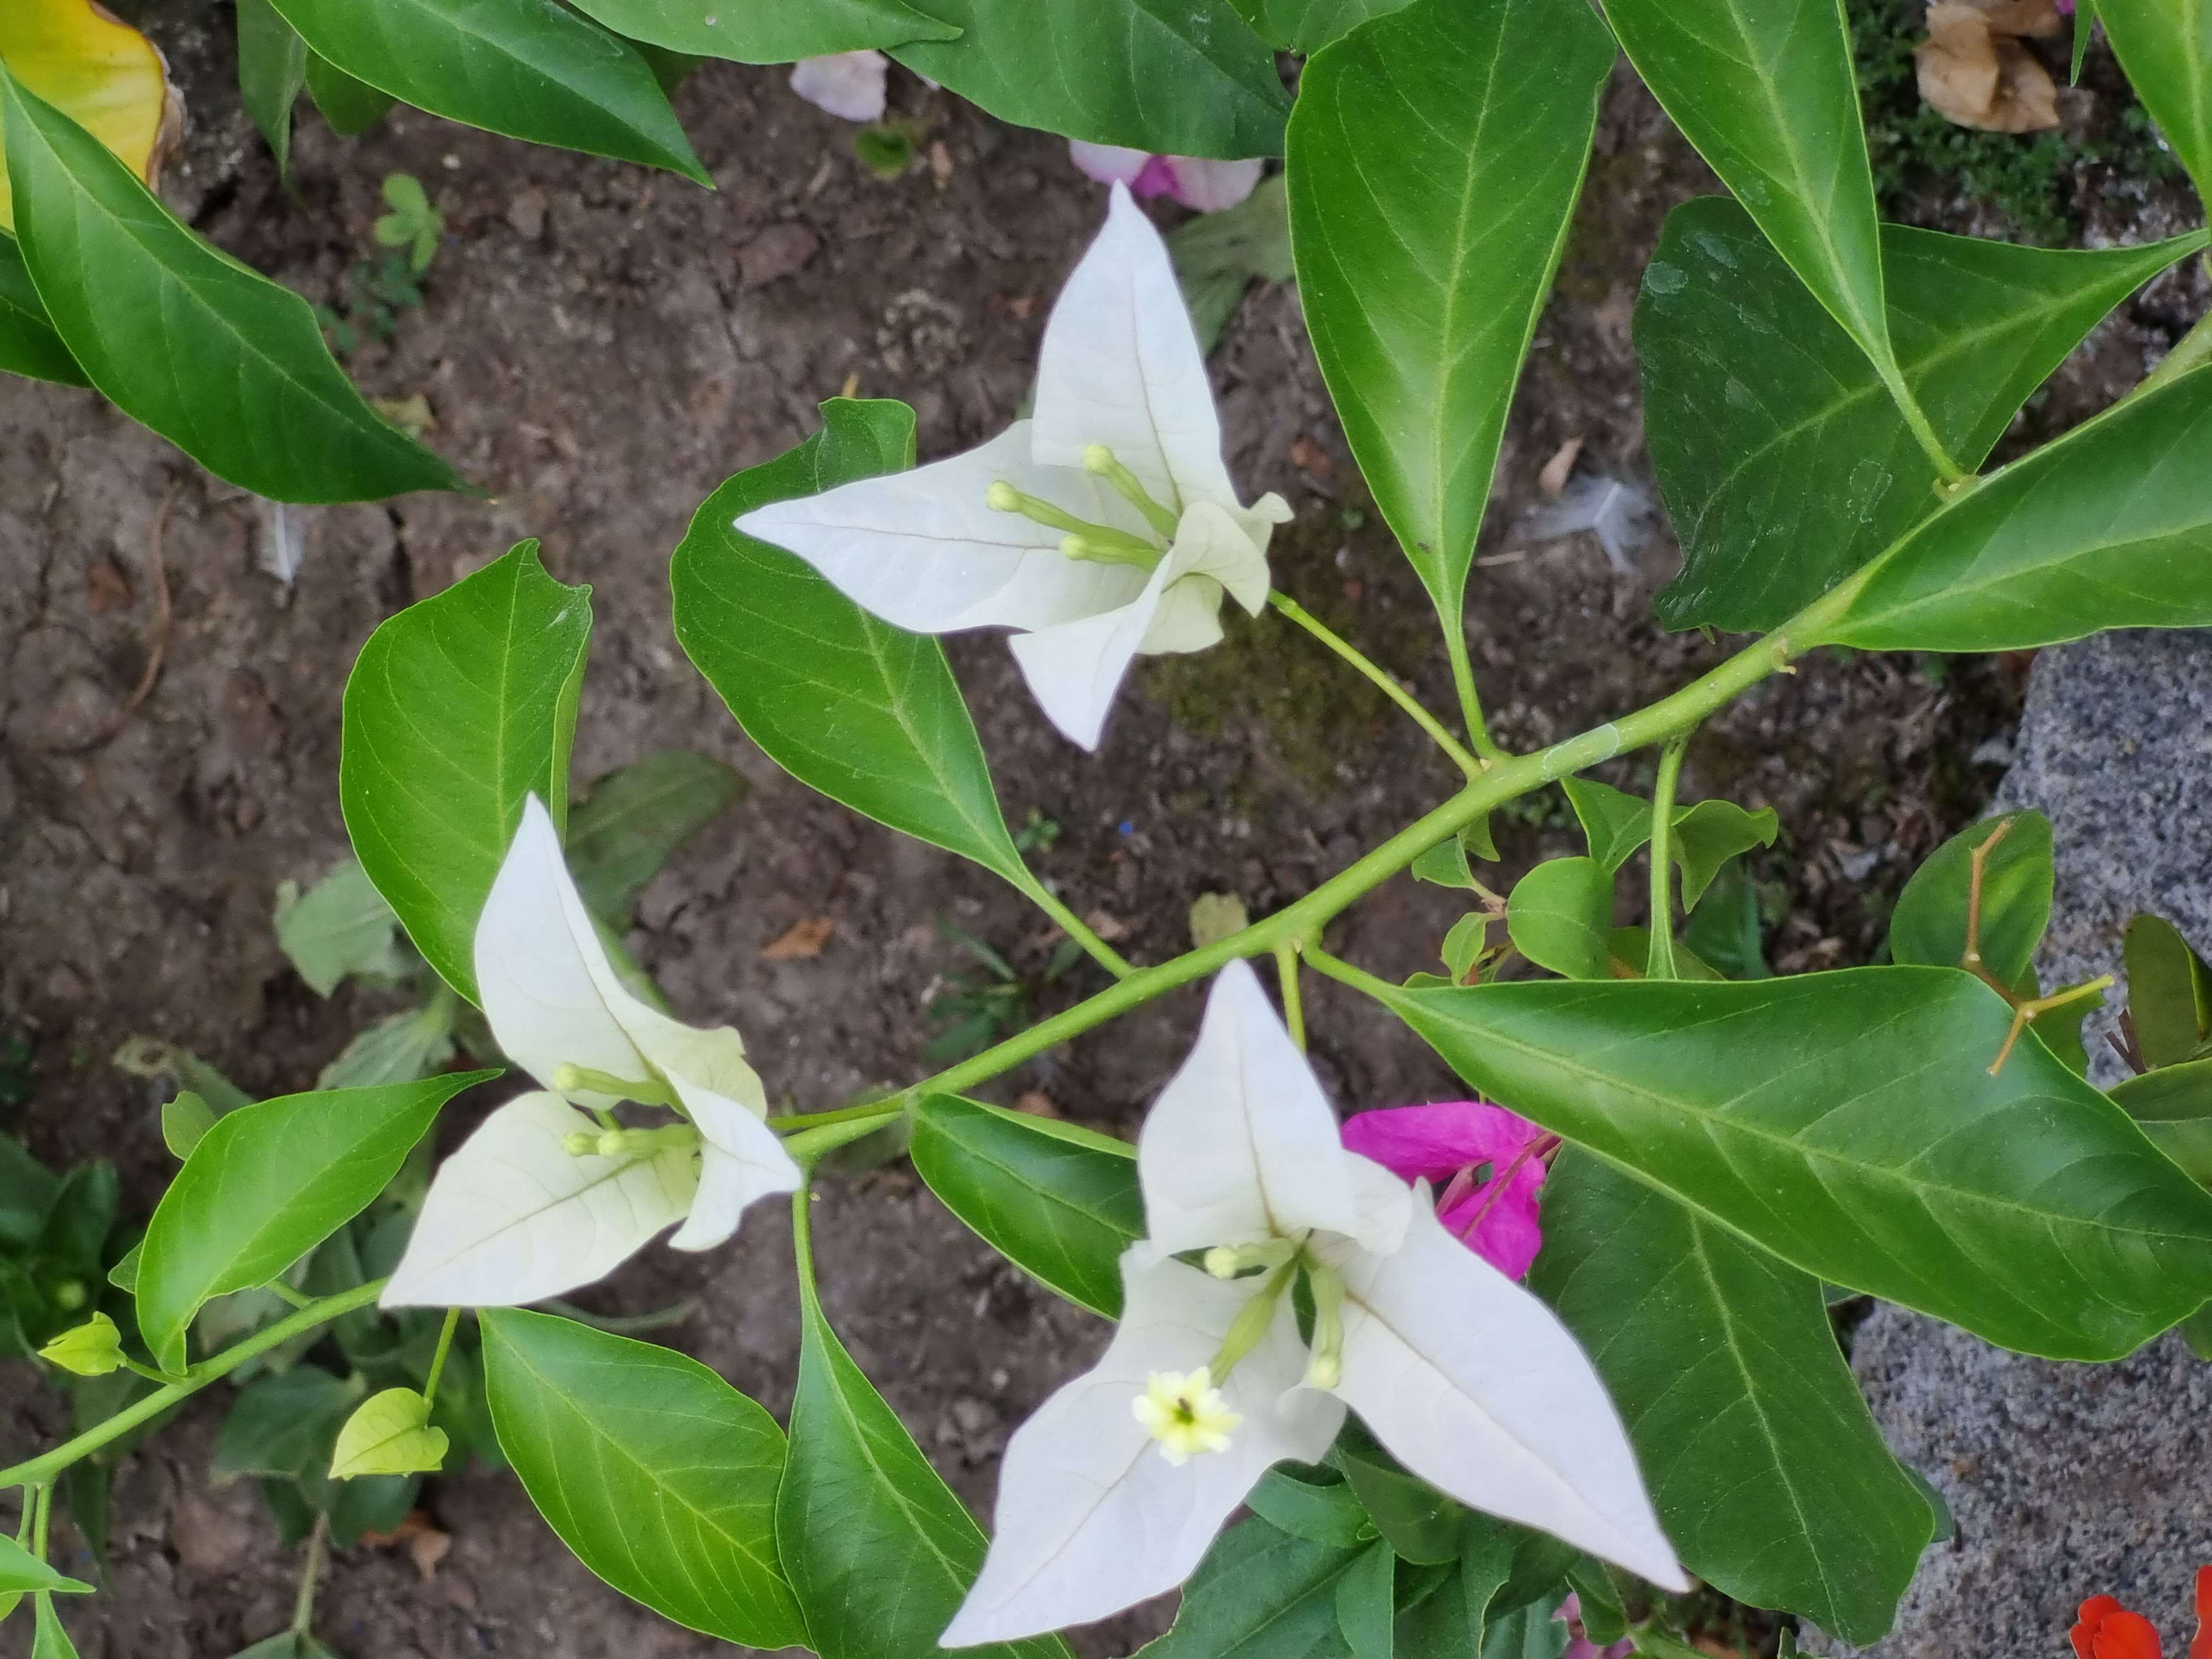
[330,1387,450,1480]
[0,0,179,230]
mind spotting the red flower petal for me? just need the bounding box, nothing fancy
[2079,1597,2126,1659]
[2190,1566,2210,1659]
[2094,1610,2163,1659]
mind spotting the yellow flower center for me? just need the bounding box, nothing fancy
[1131,1366,1241,1465]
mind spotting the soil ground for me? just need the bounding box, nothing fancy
[1,8,2204,1657]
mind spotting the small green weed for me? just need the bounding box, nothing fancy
[318,174,442,356]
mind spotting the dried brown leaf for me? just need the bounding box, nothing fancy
[1538,436,1584,499]
[762,916,834,960]
[1917,2,2061,132]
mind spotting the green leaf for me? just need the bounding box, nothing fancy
[342,541,592,1004]
[1889,813,2052,987]
[1337,1541,1396,1659]
[1606,928,1722,983]
[1378,969,2212,1359]
[1680,863,1772,982]
[1170,174,1294,354]
[673,400,1036,891]
[479,1308,805,1649]
[1562,779,1648,874]
[0,66,462,504]
[566,749,744,927]
[1248,1466,1375,1549]
[909,1094,1141,1318]
[161,1092,217,1161]
[0,231,83,385]
[1669,801,1779,911]
[1819,371,2212,651]
[780,1207,1068,1659]
[265,0,707,182]
[1138,1515,1366,1658]
[2095,0,2212,192]
[135,1072,493,1374]
[2109,1061,2212,1187]
[2125,915,2212,1070]
[316,1001,458,1091]
[1393,1523,1516,1658]
[302,50,394,135]
[1232,0,1414,51]
[0,1134,59,1249]
[892,0,1287,160]
[1411,835,1477,891]
[2070,0,2098,82]
[1336,1427,1464,1566]
[236,0,307,182]
[33,1594,81,1658]
[0,1538,91,1597]
[330,1386,449,1479]
[2182,1304,2212,1361]
[275,860,406,997]
[1641,199,2207,631]
[1287,0,1611,690]
[566,0,957,61]
[1479,1597,1567,1659]
[1528,1153,1932,1644]
[111,1037,254,1115]
[1600,0,1906,420]
[213,1367,363,1484]
[1505,858,1613,981]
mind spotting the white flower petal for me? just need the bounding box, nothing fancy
[1344,1153,1415,1260]
[1171,498,1275,617]
[735,424,1145,635]
[1005,547,1187,749]
[474,795,655,1105]
[1135,959,1358,1254]
[381,1092,698,1308]
[667,1086,801,1251]
[1318,1202,1687,1590]
[1033,184,1240,520]
[789,51,887,123]
[1162,157,1266,214]
[1067,140,1151,186]
[942,1249,1342,1647]
[1137,577,1226,656]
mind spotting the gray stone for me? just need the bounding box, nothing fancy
[1811,630,2212,1656]
[1996,628,2212,1086]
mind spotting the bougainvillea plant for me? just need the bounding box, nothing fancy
[4,0,2212,1656]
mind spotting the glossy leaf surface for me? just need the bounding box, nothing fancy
[2096,0,2212,191]
[235,0,307,181]
[1505,857,1613,981]
[566,749,743,927]
[1888,812,2052,987]
[2124,915,2212,1070]
[342,541,592,1003]
[567,0,955,61]
[0,231,80,384]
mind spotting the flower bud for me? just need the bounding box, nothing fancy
[40,1312,125,1377]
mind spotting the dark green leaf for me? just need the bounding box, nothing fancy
[909,1094,1141,1318]
[33,1594,82,1658]
[1479,1597,1567,1659]
[1232,0,1413,51]
[893,1,1287,160]
[267,0,707,182]
[1563,779,1648,874]
[1249,1466,1375,1548]
[1,1135,61,1250]
[1170,175,1293,354]
[2109,1061,2212,1187]
[1287,0,1611,680]
[2095,0,2212,191]
[673,400,1037,892]
[1138,1515,1365,1658]
[2182,1304,2212,1361]
[236,0,308,181]
[0,66,461,503]
[2124,915,2212,1070]
[779,1210,1068,1659]
[342,541,592,1003]
[1337,1541,1396,1659]
[2071,0,2099,81]
[1379,969,2212,1359]
[566,0,956,61]
[0,232,83,385]
[275,860,405,997]
[303,50,394,135]
[1392,1522,1516,1659]
[135,1072,493,1374]
[481,1309,805,1649]
[316,1001,457,1092]
[1670,801,1779,911]
[1889,812,2052,987]
[566,749,743,927]
[1606,928,1723,983]
[325,1471,418,1546]
[1820,371,2212,651]
[1680,863,1772,981]
[1601,0,1902,408]
[1561,1559,1626,1646]
[1337,1427,1464,1566]
[1505,858,1613,981]
[213,1367,362,1483]
[1529,1154,1932,1644]
[1641,199,2206,630]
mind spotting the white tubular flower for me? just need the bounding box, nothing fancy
[940,962,1686,1648]
[733,184,1292,751]
[383,795,799,1308]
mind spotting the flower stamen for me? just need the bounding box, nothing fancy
[560,1124,701,1160]
[1305,1262,1345,1389]
[1082,445,1181,540]
[551,1061,679,1108]
[1131,1365,1241,1465]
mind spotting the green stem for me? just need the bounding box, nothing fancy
[790,1182,823,1319]
[1302,945,1401,1006]
[1646,737,1688,982]
[31,1482,50,1559]
[0,1279,389,1492]
[267,1280,315,1312]
[1015,875,1135,978]
[783,1114,900,1167]
[1442,624,1509,766]
[1270,591,1486,778]
[1887,372,1968,484]
[917,611,1825,1103]
[767,1099,910,1133]
[119,1358,190,1387]
[291,1514,327,1637]
[1275,941,1307,1052]
[421,1308,461,1405]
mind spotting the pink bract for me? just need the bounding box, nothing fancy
[1067,141,1265,213]
[1339,1100,1548,1279]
